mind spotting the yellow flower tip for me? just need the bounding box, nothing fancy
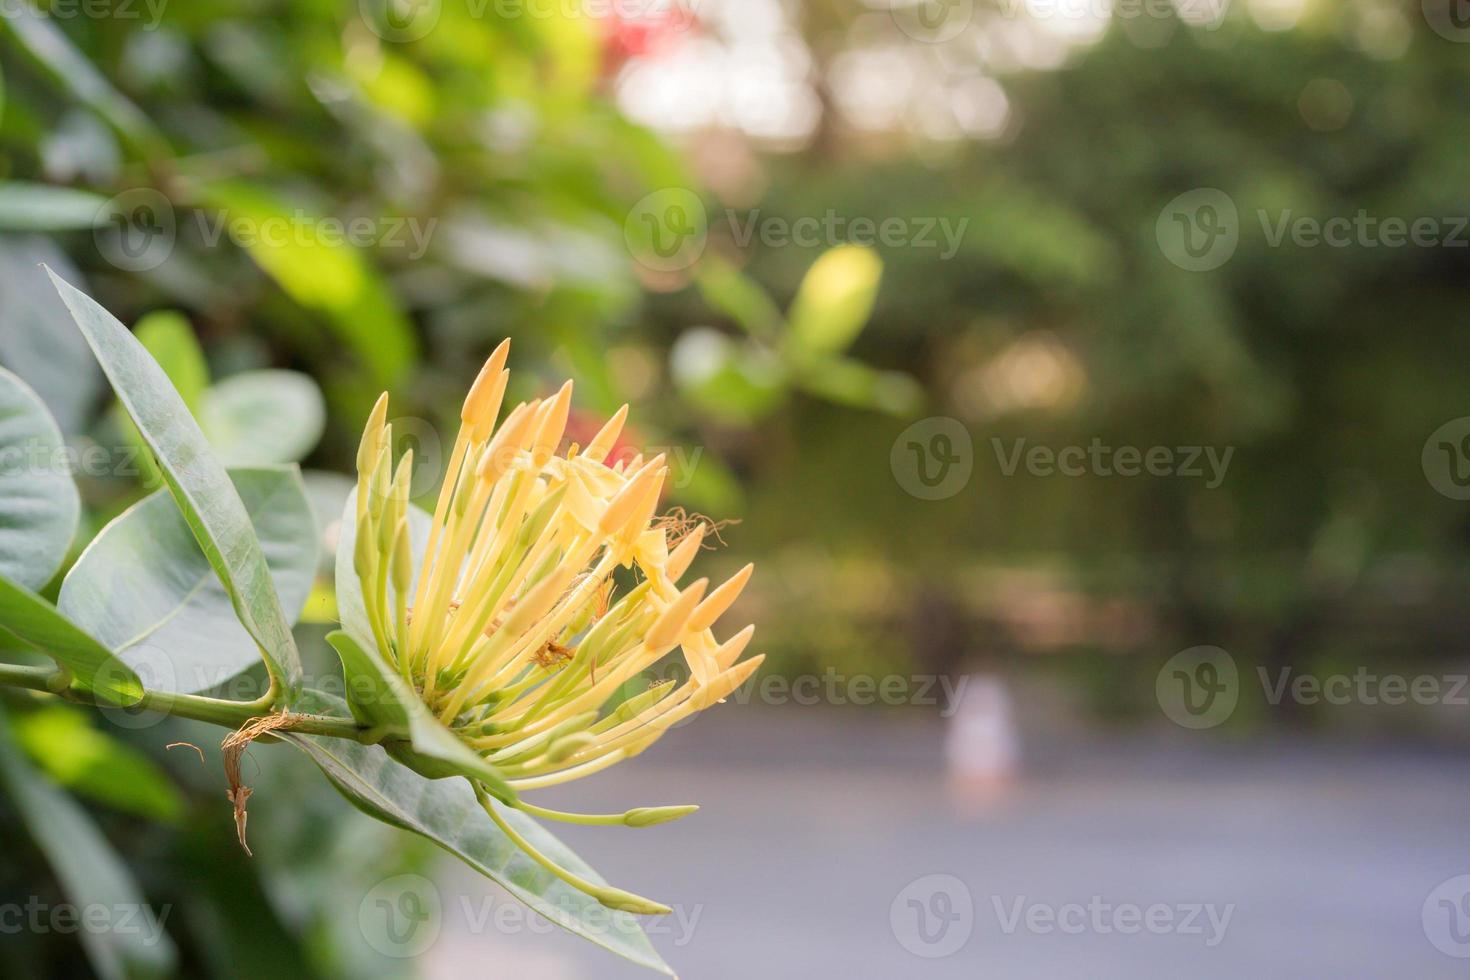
[694,653,765,710]
[687,563,754,634]
[531,379,574,466]
[478,400,538,482]
[647,578,708,650]
[598,455,665,534]
[465,369,510,441]
[356,392,391,473]
[664,523,705,582]
[392,448,414,499]
[715,624,756,670]
[624,805,699,828]
[461,344,509,424]
[582,404,629,463]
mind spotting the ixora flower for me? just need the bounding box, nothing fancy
[341,338,761,915]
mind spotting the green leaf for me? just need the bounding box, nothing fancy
[694,256,783,340]
[195,182,418,387]
[46,269,304,697]
[0,704,176,980]
[796,357,925,416]
[0,181,108,230]
[331,492,515,801]
[280,689,673,976]
[325,630,515,803]
[133,312,209,414]
[0,3,166,159]
[13,705,184,823]
[200,370,326,465]
[113,311,211,488]
[669,327,786,423]
[784,245,883,362]
[0,573,144,705]
[0,365,79,589]
[59,467,317,696]
[0,236,102,434]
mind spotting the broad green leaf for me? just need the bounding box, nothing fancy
[784,245,883,362]
[59,467,316,695]
[46,270,304,696]
[195,182,418,386]
[0,573,144,705]
[0,181,108,230]
[14,705,183,823]
[325,630,515,803]
[0,236,102,434]
[331,493,515,801]
[0,365,79,589]
[0,3,166,159]
[280,689,673,976]
[0,704,177,980]
[201,370,326,465]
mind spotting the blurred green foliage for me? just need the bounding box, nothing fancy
[3,0,1470,974]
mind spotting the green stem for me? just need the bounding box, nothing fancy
[473,784,671,916]
[0,663,377,742]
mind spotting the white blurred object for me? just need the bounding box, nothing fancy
[944,675,1020,796]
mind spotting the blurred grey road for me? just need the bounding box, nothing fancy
[425,707,1470,978]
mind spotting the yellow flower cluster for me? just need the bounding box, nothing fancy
[352,338,761,802]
